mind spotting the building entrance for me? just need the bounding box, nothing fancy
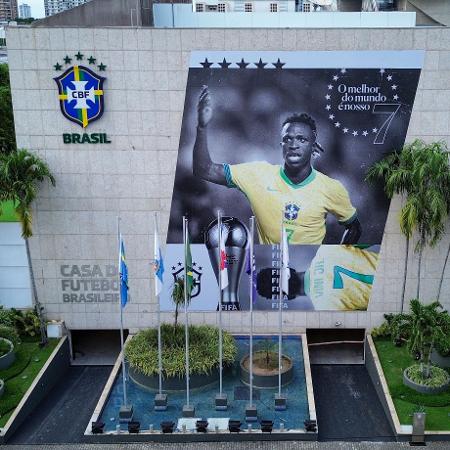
[69,329,128,366]
[306,328,365,365]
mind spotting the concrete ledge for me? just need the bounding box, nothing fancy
[301,332,317,425]
[86,334,130,434]
[0,337,69,444]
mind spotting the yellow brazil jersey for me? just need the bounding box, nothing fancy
[304,245,379,311]
[224,162,356,245]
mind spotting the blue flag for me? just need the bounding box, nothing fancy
[154,229,164,296]
[119,237,129,308]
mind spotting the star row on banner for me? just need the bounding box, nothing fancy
[200,57,285,69]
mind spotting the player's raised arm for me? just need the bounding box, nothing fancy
[193,86,227,186]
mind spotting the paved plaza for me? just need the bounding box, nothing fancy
[2,442,450,450]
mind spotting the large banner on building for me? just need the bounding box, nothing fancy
[162,50,423,312]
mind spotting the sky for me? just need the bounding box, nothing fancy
[24,0,45,18]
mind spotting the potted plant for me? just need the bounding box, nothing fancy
[401,300,450,394]
[240,338,294,388]
[0,336,15,370]
[125,324,237,391]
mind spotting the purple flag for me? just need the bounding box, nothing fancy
[245,247,257,304]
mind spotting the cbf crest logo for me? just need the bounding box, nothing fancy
[285,203,300,221]
[171,262,203,298]
[53,52,106,128]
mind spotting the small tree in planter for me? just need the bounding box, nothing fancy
[253,339,279,370]
[405,299,446,379]
[170,276,192,330]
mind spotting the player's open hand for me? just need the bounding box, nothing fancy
[198,85,213,128]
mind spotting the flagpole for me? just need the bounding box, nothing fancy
[249,216,254,408]
[183,216,190,408]
[154,213,163,396]
[278,214,283,398]
[117,216,127,407]
[153,212,168,412]
[218,211,223,396]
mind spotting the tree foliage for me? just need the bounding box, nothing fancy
[376,300,449,379]
[366,140,450,251]
[0,64,16,154]
[0,149,55,237]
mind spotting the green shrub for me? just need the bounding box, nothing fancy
[0,339,12,357]
[0,306,15,328]
[13,309,40,338]
[125,324,237,379]
[433,311,450,357]
[0,325,19,346]
[371,321,391,339]
[405,364,450,389]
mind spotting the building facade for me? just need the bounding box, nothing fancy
[18,2,31,18]
[44,0,90,17]
[4,25,450,336]
[0,0,18,21]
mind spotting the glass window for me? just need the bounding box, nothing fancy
[218,3,226,12]
[195,3,204,12]
[244,3,253,12]
[270,3,278,12]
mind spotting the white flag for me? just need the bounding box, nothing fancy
[153,225,164,297]
[281,226,290,295]
[219,220,229,290]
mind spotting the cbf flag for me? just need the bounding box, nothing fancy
[185,225,194,298]
[281,227,290,295]
[119,236,129,308]
[219,220,229,290]
[153,229,164,296]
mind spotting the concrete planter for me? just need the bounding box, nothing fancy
[403,367,450,394]
[0,338,15,371]
[0,379,4,398]
[430,348,450,368]
[128,366,221,392]
[240,353,294,388]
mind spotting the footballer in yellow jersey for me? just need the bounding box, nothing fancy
[304,245,378,311]
[224,162,356,245]
[193,86,362,245]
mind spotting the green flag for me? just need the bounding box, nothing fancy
[185,225,194,298]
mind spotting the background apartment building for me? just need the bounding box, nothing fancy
[0,0,17,21]
[18,2,31,18]
[191,0,399,13]
[44,0,90,17]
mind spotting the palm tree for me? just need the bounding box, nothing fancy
[0,149,56,345]
[366,140,450,309]
[405,299,446,378]
[170,276,192,330]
